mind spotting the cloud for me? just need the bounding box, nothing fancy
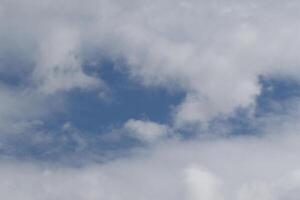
[33,26,100,94]
[2,0,300,131]
[184,166,223,200]
[124,119,169,142]
[0,128,300,200]
[1,1,300,199]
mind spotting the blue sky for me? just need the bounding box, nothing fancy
[65,60,184,132]
[2,0,300,199]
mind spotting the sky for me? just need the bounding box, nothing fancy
[1,0,300,199]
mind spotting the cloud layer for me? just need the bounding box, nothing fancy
[1,127,300,200]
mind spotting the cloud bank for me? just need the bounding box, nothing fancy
[1,127,300,200]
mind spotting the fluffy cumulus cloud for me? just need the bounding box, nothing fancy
[124,119,169,142]
[2,0,300,129]
[1,0,300,199]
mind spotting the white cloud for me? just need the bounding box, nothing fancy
[3,0,300,129]
[0,128,300,200]
[2,0,300,132]
[124,119,169,142]
[184,166,223,200]
[33,26,100,94]
[1,1,300,199]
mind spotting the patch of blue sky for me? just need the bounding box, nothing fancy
[55,59,185,133]
[0,38,34,87]
[10,60,184,162]
[256,76,300,115]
